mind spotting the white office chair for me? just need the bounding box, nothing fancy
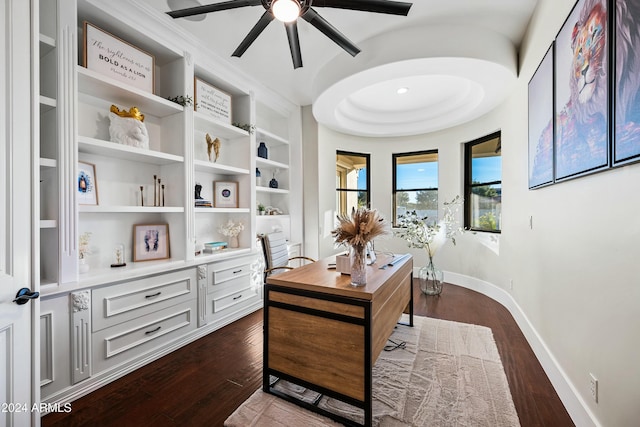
[258,232,315,282]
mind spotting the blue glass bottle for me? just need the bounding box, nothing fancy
[257,142,268,159]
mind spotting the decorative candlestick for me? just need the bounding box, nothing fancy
[140,186,144,206]
[157,178,162,207]
[161,184,165,207]
[153,175,157,206]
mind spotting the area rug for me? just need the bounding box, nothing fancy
[225,315,520,427]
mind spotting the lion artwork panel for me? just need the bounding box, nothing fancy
[614,0,640,162]
[554,0,609,179]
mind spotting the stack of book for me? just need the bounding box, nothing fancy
[195,199,212,208]
[203,241,227,254]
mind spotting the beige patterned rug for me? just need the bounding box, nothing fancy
[225,315,520,427]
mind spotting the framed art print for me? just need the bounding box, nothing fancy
[77,161,98,205]
[213,181,238,208]
[554,0,609,180]
[133,224,170,262]
[613,0,640,164]
[528,44,554,189]
[83,22,155,93]
[194,77,232,124]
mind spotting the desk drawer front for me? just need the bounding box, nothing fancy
[93,269,196,331]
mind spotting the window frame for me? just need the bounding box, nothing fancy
[464,131,502,233]
[392,149,439,227]
[336,150,371,215]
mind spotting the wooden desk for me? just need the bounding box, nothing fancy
[263,254,413,427]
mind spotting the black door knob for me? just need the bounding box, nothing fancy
[13,288,40,305]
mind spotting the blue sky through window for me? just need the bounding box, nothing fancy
[396,162,438,189]
[472,156,502,183]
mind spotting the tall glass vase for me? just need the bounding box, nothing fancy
[418,255,443,295]
[350,244,367,286]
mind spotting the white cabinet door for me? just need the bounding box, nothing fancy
[0,1,36,425]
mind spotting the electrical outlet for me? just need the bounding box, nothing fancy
[529,215,533,229]
[509,279,514,290]
[589,373,598,403]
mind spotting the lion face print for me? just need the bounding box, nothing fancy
[571,3,606,106]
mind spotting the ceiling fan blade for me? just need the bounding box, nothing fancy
[285,21,303,69]
[301,8,360,57]
[167,0,262,19]
[312,0,412,16]
[232,11,275,57]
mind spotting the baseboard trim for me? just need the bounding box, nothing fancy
[443,271,600,427]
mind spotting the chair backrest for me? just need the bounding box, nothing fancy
[261,232,290,271]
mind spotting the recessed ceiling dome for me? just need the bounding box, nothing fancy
[312,24,518,137]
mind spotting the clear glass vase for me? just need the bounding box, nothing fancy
[418,257,443,295]
[350,244,367,286]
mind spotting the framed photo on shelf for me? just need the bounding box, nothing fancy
[613,0,640,165]
[77,161,98,205]
[553,0,609,180]
[528,44,554,189]
[83,21,155,93]
[133,224,170,262]
[194,77,232,124]
[213,181,238,208]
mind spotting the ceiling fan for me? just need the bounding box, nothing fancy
[167,0,413,69]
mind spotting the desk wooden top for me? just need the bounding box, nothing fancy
[266,253,413,301]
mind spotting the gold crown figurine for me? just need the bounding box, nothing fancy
[110,105,145,122]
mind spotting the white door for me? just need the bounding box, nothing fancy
[1,0,36,426]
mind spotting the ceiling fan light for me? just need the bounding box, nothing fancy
[272,0,300,23]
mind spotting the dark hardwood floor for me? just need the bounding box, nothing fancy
[42,282,574,427]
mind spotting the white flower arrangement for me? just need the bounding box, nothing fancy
[395,196,463,258]
[218,219,244,237]
[79,232,92,260]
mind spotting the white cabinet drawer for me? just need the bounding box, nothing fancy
[92,299,197,373]
[210,256,253,285]
[93,268,196,332]
[212,285,257,313]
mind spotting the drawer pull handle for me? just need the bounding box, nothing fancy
[145,326,161,335]
[145,292,162,299]
[233,294,243,300]
[232,269,243,274]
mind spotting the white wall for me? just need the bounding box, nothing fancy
[303,0,640,425]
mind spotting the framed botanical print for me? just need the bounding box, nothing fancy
[528,44,554,189]
[77,161,98,205]
[554,0,609,180]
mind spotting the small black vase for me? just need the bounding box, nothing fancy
[269,178,278,188]
[257,142,268,159]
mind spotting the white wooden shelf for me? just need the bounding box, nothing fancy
[39,34,55,57]
[256,157,289,170]
[39,95,56,113]
[194,111,250,140]
[40,157,57,168]
[194,207,251,214]
[193,159,249,175]
[256,186,289,194]
[78,136,184,165]
[77,66,183,118]
[40,220,58,229]
[256,127,289,145]
[79,205,184,213]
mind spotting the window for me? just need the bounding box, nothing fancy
[336,151,370,215]
[464,131,502,232]
[392,150,438,226]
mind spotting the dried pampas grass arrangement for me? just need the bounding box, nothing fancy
[332,208,389,248]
